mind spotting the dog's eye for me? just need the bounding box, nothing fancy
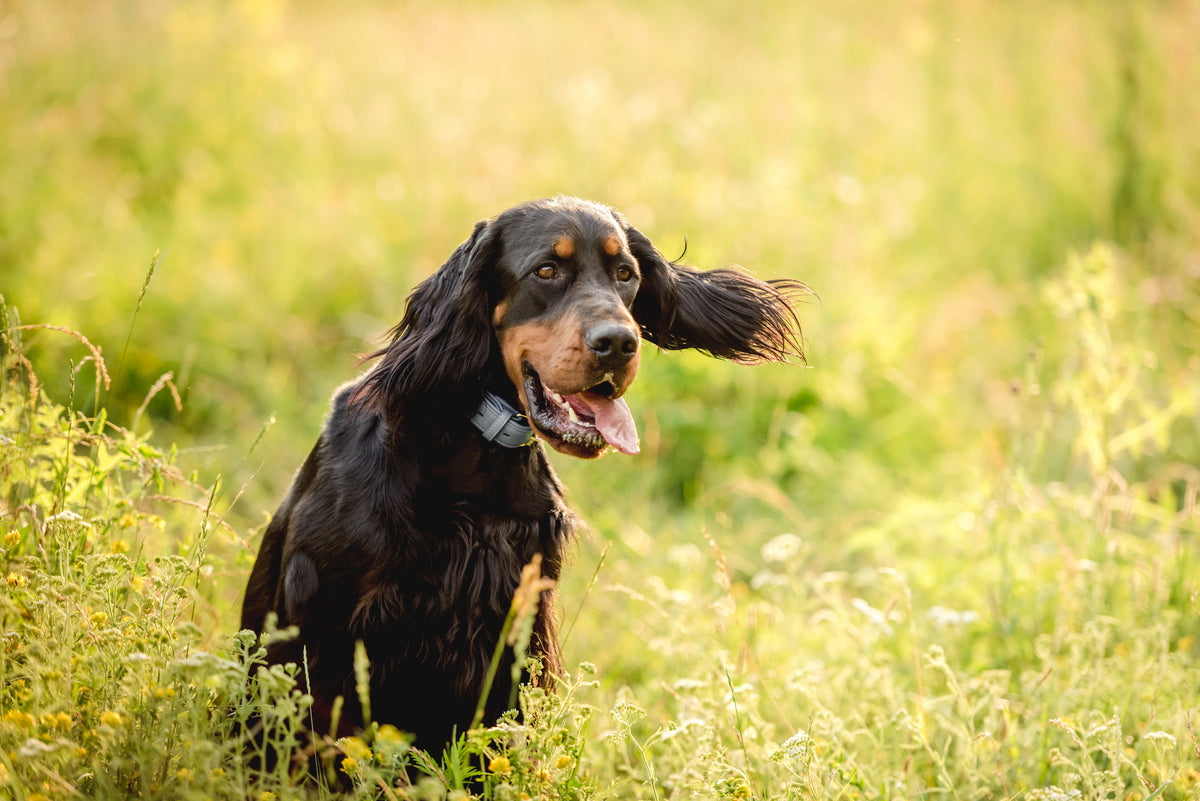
[536,263,558,280]
[615,266,634,283]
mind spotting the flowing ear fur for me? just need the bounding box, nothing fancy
[355,220,498,418]
[626,226,807,364]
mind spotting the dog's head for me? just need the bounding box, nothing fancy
[357,197,806,458]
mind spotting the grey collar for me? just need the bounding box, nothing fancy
[470,392,534,448]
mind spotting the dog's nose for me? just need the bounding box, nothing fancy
[586,322,639,366]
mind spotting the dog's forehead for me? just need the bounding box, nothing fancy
[502,201,625,251]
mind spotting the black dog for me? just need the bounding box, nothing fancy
[240,197,804,750]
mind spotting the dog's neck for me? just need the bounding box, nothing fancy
[469,392,534,448]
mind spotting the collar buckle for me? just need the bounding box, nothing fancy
[470,392,534,448]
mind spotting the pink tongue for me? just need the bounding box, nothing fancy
[571,394,640,455]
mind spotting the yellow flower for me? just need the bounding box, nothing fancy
[3,710,35,729]
[258,793,276,801]
[0,762,9,782]
[40,712,72,732]
[111,539,130,554]
[337,735,372,761]
[489,755,512,776]
[89,611,109,627]
[4,531,19,547]
[555,754,573,769]
[6,572,26,588]
[340,756,359,775]
[177,767,194,782]
[375,724,406,744]
[99,710,124,728]
[118,513,138,529]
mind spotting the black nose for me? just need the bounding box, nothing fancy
[586,322,639,366]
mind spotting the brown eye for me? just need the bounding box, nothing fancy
[536,263,558,280]
[615,266,634,282]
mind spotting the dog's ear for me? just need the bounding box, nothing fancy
[626,225,806,364]
[357,219,499,416]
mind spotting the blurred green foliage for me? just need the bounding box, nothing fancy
[2,0,1199,797]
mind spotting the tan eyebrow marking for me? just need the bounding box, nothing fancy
[603,235,621,256]
[553,236,575,259]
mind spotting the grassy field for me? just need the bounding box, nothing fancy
[2,0,1200,798]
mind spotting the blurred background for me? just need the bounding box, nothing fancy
[2,0,1198,654]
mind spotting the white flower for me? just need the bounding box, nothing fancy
[19,738,59,758]
[47,510,91,527]
[1028,787,1081,801]
[761,533,803,564]
[1144,730,1176,747]
[780,730,813,760]
[772,729,816,763]
[851,598,894,635]
[927,606,981,627]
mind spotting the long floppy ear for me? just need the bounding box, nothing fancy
[626,226,807,364]
[355,219,499,417]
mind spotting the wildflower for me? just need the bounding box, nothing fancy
[489,755,512,776]
[3,710,36,730]
[111,539,130,554]
[337,735,372,762]
[777,729,814,761]
[850,598,894,635]
[375,724,406,744]
[1027,787,1081,801]
[6,572,26,588]
[1144,731,1177,747]
[99,710,124,728]
[340,756,359,775]
[4,531,19,547]
[258,793,276,801]
[89,611,109,627]
[555,754,574,769]
[19,738,58,757]
[927,606,980,627]
[118,513,138,529]
[40,712,72,732]
[149,515,166,531]
[761,533,803,564]
[176,767,193,782]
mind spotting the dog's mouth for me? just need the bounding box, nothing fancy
[521,365,640,458]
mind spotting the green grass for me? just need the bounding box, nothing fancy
[2,1,1199,798]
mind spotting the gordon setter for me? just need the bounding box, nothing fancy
[240,196,805,751]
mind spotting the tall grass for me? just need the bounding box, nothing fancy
[4,241,1198,798]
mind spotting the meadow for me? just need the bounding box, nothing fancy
[2,1,1199,798]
